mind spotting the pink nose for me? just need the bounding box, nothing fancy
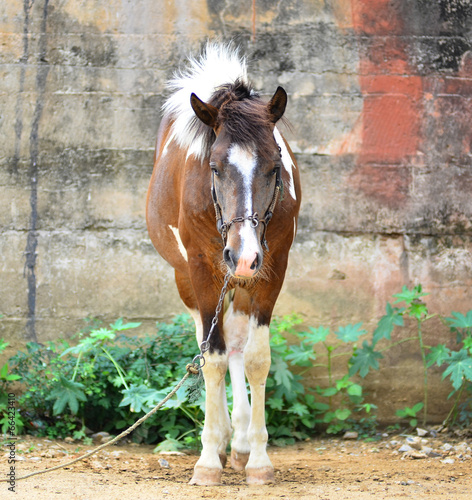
[234,251,259,278]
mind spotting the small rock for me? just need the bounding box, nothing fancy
[440,458,455,464]
[158,451,186,456]
[406,436,422,450]
[64,437,74,444]
[343,431,358,440]
[404,451,428,459]
[441,443,453,452]
[454,442,470,453]
[158,458,170,468]
[399,444,413,453]
[91,431,112,444]
[416,428,428,437]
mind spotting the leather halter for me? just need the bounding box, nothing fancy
[211,157,283,252]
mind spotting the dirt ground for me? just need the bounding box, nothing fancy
[5,433,472,499]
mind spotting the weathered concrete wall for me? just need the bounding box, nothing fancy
[1,0,471,422]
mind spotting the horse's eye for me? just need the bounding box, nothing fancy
[210,163,220,176]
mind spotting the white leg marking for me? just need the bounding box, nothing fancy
[194,351,231,470]
[274,127,297,201]
[224,306,251,458]
[188,309,231,484]
[168,225,188,262]
[244,318,273,473]
[187,309,202,344]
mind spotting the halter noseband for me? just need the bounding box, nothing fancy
[211,153,283,252]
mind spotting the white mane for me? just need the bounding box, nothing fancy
[162,43,249,160]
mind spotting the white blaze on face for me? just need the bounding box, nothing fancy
[227,144,260,276]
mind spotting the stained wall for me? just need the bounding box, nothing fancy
[1,0,471,421]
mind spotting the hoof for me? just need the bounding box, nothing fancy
[246,466,275,485]
[189,466,222,486]
[231,450,250,471]
[219,453,227,468]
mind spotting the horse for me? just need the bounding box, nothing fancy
[146,43,301,485]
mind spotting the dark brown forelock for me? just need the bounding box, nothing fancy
[195,80,280,161]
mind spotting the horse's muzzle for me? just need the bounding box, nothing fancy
[224,246,261,279]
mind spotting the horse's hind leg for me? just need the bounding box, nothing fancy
[224,302,251,471]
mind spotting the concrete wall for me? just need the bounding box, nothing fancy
[1,0,471,422]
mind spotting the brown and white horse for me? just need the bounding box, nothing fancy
[146,44,301,485]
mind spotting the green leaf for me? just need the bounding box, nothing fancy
[288,402,309,417]
[442,349,472,391]
[0,338,9,352]
[49,376,87,415]
[396,403,423,419]
[110,318,142,332]
[320,387,338,397]
[426,344,451,367]
[311,401,330,411]
[393,285,428,306]
[372,303,404,345]
[267,397,284,410]
[347,384,363,397]
[90,328,116,342]
[335,408,351,421]
[301,326,330,345]
[271,357,294,391]
[349,341,383,378]
[119,384,162,413]
[446,311,472,330]
[412,402,424,414]
[335,323,366,343]
[285,344,316,367]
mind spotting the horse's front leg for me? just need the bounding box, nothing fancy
[189,315,231,485]
[244,316,274,484]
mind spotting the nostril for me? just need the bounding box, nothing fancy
[223,247,235,267]
[250,253,259,271]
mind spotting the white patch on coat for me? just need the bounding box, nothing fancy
[161,130,176,158]
[168,225,188,262]
[273,127,297,201]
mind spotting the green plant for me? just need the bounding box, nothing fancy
[429,311,472,427]
[395,402,424,428]
[0,337,24,435]
[266,316,378,440]
[8,315,205,447]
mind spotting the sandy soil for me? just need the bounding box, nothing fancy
[5,434,472,499]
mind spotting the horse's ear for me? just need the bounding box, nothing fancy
[267,86,287,124]
[190,93,219,128]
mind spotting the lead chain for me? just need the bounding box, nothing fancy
[192,271,231,370]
